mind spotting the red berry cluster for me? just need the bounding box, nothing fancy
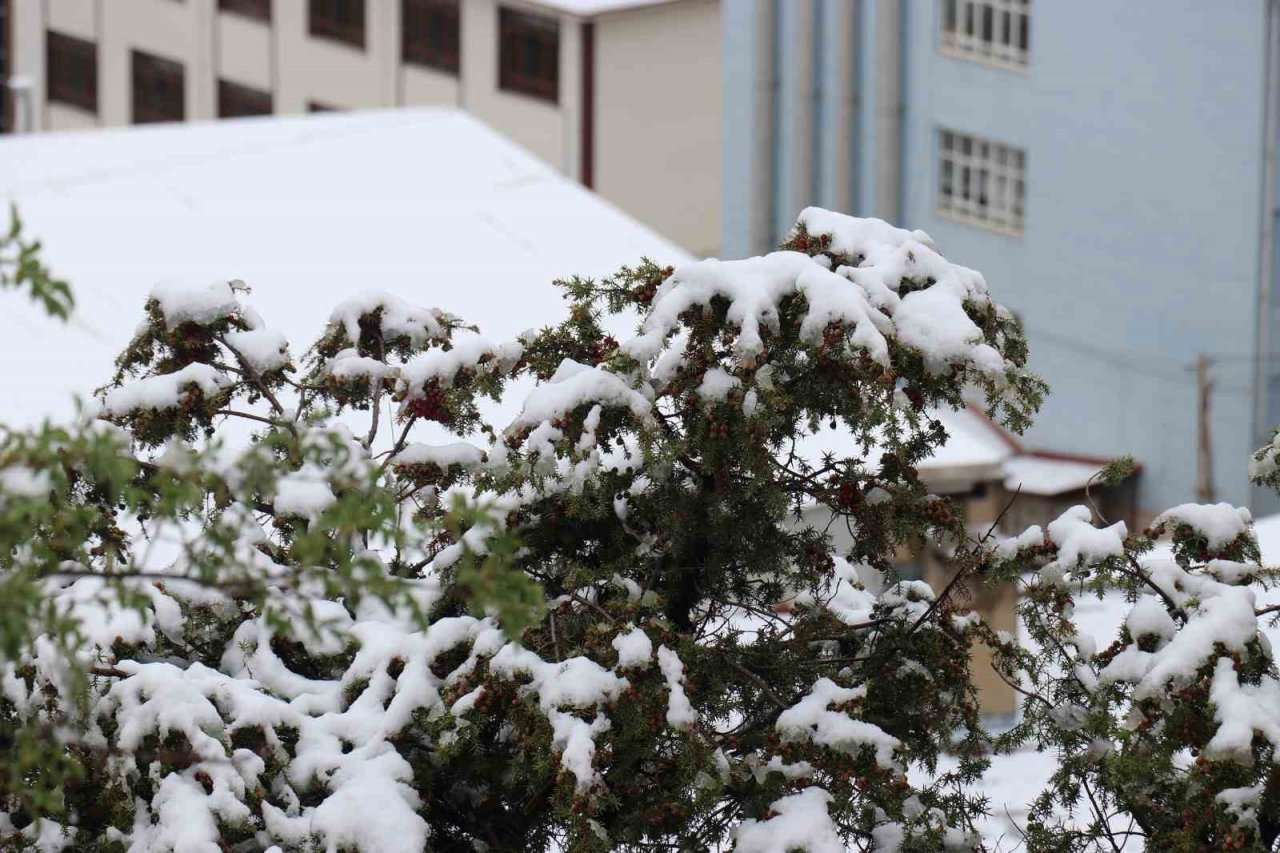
[820,323,847,353]
[406,379,451,424]
[923,498,957,526]
[586,335,619,365]
[633,281,658,306]
[836,479,861,510]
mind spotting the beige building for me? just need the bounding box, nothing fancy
[803,405,1136,720]
[2,0,721,256]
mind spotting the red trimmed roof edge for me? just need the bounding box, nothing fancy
[965,405,1024,454]
[964,405,1144,474]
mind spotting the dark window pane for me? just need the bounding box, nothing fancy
[402,0,459,74]
[310,0,365,49]
[218,0,271,22]
[942,0,956,34]
[498,7,558,104]
[47,30,98,114]
[218,79,272,118]
[131,50,184,124]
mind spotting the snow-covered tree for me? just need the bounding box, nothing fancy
[994,461,1280,850]
[2,206,1279,851]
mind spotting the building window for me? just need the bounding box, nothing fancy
[402,0,460,74]
[310,0,365,49]
[218,79,272,118]
[498,7,558,104]
[219,0,271,22]
[940,0,1029,68]
[938,129,1025,233]
[131,50,185,124]
[46,31,98,114]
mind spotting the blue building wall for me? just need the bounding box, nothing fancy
[724,0,1275,514]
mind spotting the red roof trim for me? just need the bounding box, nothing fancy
[1021,448,1144,473]
[965,405,1024,454]
[963,404,1144,474]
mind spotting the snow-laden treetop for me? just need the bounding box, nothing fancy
[5,208,1278,851]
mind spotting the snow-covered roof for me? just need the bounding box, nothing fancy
[916,406,1013,491]
[798,404,1115,497]
[1002,454,1104,497]
[920,409,1112,496]
[522,0,678,16]
[0,107,691,425]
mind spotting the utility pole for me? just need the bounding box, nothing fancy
[1196,352,1215,503]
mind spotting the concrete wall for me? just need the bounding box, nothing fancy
[900,0,1269,513]
[18,0,522,121]
[27,0,221,128]
[461,0,569,173]
[720,0,775,258]
[218,11,273,92]
[595,0,721,256]
[773,0,815,241]
[721,0,901,256]
[723,0,1274,514]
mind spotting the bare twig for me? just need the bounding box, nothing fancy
[570,592,616,624]
[724,656,787,711]
[375,415,420,478]
[1084,469,1107,525]
[215,409,283,428]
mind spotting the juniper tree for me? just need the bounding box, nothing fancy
[988,455,1280,851]
[2,207,1280,852]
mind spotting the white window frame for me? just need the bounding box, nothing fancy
[939,0,1030,70]
[937,129,1025,235]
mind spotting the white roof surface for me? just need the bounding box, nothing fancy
[799,404,1111,495]
[920,409,1116,497]
[917,406,1012,475]
[0,107,691,425]
[1002,454,1104,497]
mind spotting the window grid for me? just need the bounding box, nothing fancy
[310,0,365,50]
[940,0,1029,68]
[938,129,1025,233]
[402,0,460,74]
[47,30,98,114]
[498,7,559,104]
[131,50,185,124]
[218,79,272,118]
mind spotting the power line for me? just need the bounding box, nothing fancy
[1022,323,1280,381]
